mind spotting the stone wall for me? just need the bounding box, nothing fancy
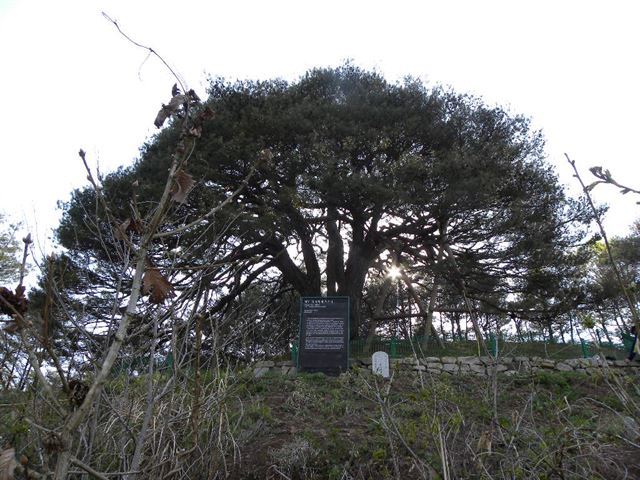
[253,356,640,378]
[253,360,298,378]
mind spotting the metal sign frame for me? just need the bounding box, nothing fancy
[297,296,350,375]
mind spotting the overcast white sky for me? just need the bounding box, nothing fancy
[1,0,638,254]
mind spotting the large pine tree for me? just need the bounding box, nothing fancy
[57,65,591,339]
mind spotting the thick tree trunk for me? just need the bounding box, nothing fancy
[513,315,524,342]
[269,227,370,338]
[268,206,383,338]
[299,234,321,294]
[569,315,575,343]
[609,302,626,334]
[443,244,484,344]
[326,207,345,295]
[268,239,321,296]
[338,280,366,339]
[427,286,441,342]
[596,309,613,344]
[398,271,443,348]
[611,300,629,331]
[365,278,393,352]
[458,316,464,341]
[546,318,555,343]
[339,214,379,339]
[420,246,446,350]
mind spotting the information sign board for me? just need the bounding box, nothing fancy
[298,297,349,375]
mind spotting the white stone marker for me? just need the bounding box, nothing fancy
[372,351,390,378]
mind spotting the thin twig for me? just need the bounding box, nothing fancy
[18,233,31,288]
[70,456,110,480]
[101,12,186,93]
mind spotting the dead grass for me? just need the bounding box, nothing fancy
[224,368,640,479]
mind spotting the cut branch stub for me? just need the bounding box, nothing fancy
[0,447,16,480]
[170,170,195,204]
[142,267,174,304]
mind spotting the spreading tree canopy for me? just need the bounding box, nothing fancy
[57,65,591,340]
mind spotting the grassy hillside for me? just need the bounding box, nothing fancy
[215,367,639,479]
[2,365,639,479]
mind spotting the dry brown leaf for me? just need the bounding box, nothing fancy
[3,320,21,334]
[476,430,492,454]
[154,84,202,128]
[114,218,143,242]
[114,219,131,242]
[196,106,215,123]
[142,268,174,304]
[259,149,274,162]
[68,379,89,407]
[187,89,200,103]
[42,433,64,454]
[0,287,28,316]
[187,125,202,138]
[154,94,188,128]
[0,447,16,480]
[170,170,195,204]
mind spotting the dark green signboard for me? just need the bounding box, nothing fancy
[298,297,350,375]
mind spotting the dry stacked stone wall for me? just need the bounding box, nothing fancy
[253,356,640,378]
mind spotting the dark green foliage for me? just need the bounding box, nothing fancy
[53,64,591,347]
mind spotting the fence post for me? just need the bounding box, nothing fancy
[580,339,589,358]
[291,342,298,363]
[391,337,397,358]
[352,338,362,358]
[489,333,497,357]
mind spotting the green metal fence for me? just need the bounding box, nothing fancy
[112,333,635,372]
[111,353,173,375]
[291,333,631,364]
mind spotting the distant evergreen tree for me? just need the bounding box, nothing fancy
[0,213,23,285]
[584,220,640,335]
